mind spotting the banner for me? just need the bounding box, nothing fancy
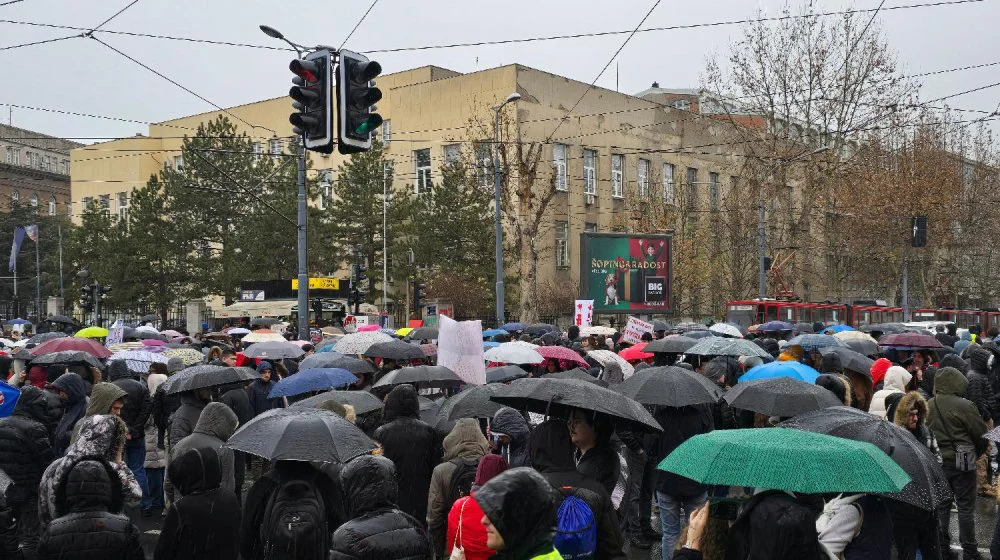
[105,320,125,347]
[574,300,594,327]
[437,314,486,385]
[621,316,654,345]
[8,227,24,273]
[580,233,672,314]
[24,224,37,243]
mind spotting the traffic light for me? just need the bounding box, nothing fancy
[79,285,94,312]
[289,49,333,154]
[336,49,383,154]
[912,216,928,248]
[413,281,427,312]
[99,285,111,300]
[356,262,368,296]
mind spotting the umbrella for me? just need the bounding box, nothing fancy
[44,315,74,325]
[228,327,251,335]
[268,368,357,397]
[334,332,394,355]
[300,354,371,373]
[109,350,170,373]
[75,326,109,339]
[781,407,951,510]
[363,340,425,361]
[241,330,287,344]
[651,319,671,331]
[644,336,698,354]
[860,323,907,335]
[31,351,103,369]
[486,365,530,383]
[673,322,709,333]
[203,332,230,339]
[536,346,588,368]
[740,361,821,384]
[586,349,635,381]
[395,327,413,337]
[418,396,443,426]
[160,329,183,338]
[709,323,744,338]
[616,365,723,407]
[162,365,259,395]
[490,378,661,432]
[162,348,205,366]
[372,365,464,389]
[618,343,653,362]
[685,330,715,340]
[438,384,504,420]
[135,325,159,334]
[420,343,438,357]
[405,327,439,340]
[483,342,500,350]
[525,323,556,335]
[141,339,166,348]
[724,377,841,417]
[137,314,158,323]
[683,338,772,359]
[794,322,815,334]
[5,319,30,326]
[658,428,910,494]
[835,331,880,355]
[224,407,375,463]
[580,325,616,337]
[786,334,846,352]
[107,342,144,353]
[484,343,544,365]
[540,368,608,387]
[357,325,381,333]
[321,326,344,336]
[757,320,794,333]
[291,390,385,415]
[508,340,540,350]
[835,330,878,343]
[134,330,167,341]
[823,325,855,334]
[482,329,508,338]
[243,341,306,360]
[500,322,526,332]
[818,347,875,377]
[30,337,112,359]
[878,333,944,349]
[250,318,281,327]
[27,332,67,345]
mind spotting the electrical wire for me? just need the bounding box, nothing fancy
[339,0,380,50]
[88,0,140,34]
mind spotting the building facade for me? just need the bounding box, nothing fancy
[1,124,80,216]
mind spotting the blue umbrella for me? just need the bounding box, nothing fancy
[823,325,855,334]
[500,322,526,332]
[740,361,820,384]
[268,368,357,398]
[5,318,30,326]
[483,341,501,349]
[786,334,846,352]
[0,381,18,417]
[758,320,794,332]
[482,328,509,338]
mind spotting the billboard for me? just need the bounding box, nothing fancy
[580,233,672,314]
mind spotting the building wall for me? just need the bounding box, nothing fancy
[0,124,79,215]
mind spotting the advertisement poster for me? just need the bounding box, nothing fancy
[580,233,672,314]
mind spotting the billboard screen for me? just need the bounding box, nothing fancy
[580,233,672,314]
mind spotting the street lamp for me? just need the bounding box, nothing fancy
[493,92,521,327]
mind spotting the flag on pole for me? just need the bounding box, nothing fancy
[24,224,38,242]
[8,227,24,273]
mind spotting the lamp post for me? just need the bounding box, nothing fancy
[492,92,520,328]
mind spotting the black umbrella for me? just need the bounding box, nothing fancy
[724,377,842,418]
[490,378,661,432]
[250,317,281,327]
[405,327,439,340]
[843,338,879,357]
[486,365,529,383]
[136,330,167,341]
[651,319,672,331]
[615,366,722,407]
[30,351,102,369]
[300,354,374,374]
[418,395,443,425]
[438,384,504,420]
[673,322,708,333]
[243,341,305,360]
[27,332,67,345]
[684,338,772,359]
[644,336,698,354]
[44,315,74,325]
[781,406,951,510]
[137,314,159,324]
[525,323,557,336]
[291,390,384,415]
[818,347,874,378]
[794,322,814,334]
[363,340,425,361]
[371,365,464,389]
[224,407,375,463]
[162,365,259,395]
[860,323,907,336]
[540,368,608,387]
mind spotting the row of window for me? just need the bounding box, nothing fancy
[5,190,65,215]
[554,221,599,268]
[80,192,129,220]
[4,146,70,175]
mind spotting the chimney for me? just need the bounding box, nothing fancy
[651,81,660,88]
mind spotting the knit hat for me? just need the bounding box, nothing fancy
[475,454,510,486]
[256,361,273,374]
[870,358,891,386]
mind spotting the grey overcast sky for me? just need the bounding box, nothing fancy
[1,0,998,144]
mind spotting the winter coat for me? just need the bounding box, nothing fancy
[575,439,620,495]
[245,378,280,418]
[651,405,715,498]
[936,332,958,348]
[966,348,997,421]
[427,418,489,558]
[167,392,208,450]
[816,494,892,560]
[892,391,941,462]
[218,382,254,426]
[171,402,239,493]
[530,419,626,560]
[491,406,531,468]
[926,367,989,463]
[155,447,241,560]
[37,458,144,560]
[144,374,168,469]
[152,381,181,448]
[446,496,494,560]
[473,467,561,560]
[70,382,128,444]
[373,384,441,525]
[108,363,152,441]
[49,373,88,457]
[0,386,59,504]
[329,454,431,560]
[869,366,912,419]
[725,490,825,560]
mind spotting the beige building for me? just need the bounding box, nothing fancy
[1,124,80,215]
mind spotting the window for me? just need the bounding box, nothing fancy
[269,138,283,156]
[381,120,391,147]
[638,159,650,198]
[66,201,72,217]
[25,151,34,168]
[476,144,492,188]
[82,196,92,210]
[686,167,698,209]
[59,160,67,174]
[555,221,569,268]
[40,156,48,172]
[48,196,56,216]
[99,194,110,218]
[443,144,462,165]
[414,148,432,194]
[117,192,129,220]
[611,154,624,198]
[12,148,19,166]
[173,155,184,170]
[30,193,37,208]
[4,147,13,165]
[709,172,719,211]
[252,142,263,161]
[553,144,568,191]
[10,190,18,203]
[584,222,597,233]
[663,163,675,204]
[583,149,597,195]
[672,99,691,111]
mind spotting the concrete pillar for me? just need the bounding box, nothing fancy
[186,300,208,335]
[46,296,63,317]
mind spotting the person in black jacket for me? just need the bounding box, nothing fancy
[530,419,625,560]
[967,347,997,498]
[725,491,825,560]
[473,467,562,560]
[329,454,430,560]
[216,380,252,498]
[155,447,240,560]
[567,408,619,495]
[0,386,60,559]
[107,361,152,510]
[246,361,280,418]
[47,372,87,457]
[37,458,144,560]
[373,384,441,525]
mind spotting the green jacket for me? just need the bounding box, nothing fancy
[926,367,988,461]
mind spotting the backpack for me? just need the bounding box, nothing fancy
[445,457,479,507]
[260,475,328,560]
[553,488,597,559]
[816,494,864,559]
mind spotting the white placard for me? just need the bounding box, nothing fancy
[437,315,486,385]
[574,300,594,327]
[621,316,654,345]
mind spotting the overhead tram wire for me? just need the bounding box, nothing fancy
[339,0,380,50]
[87,0,141,35]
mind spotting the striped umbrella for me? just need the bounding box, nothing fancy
[109,350,170,374]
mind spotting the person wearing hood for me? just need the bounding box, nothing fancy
[530,419,625,559]
[927,366,989,559]
[246,361,280,418]
[0,386,60,559]
[868,366,912,419]
[165,387,212,507]
[171,402,239,493]
[473,467,562,560]
[143,367,168,516]
[36,458,144,560]
[107,361,153,513]
[490,407,531,468]
[870,357,891,392]
[427,418,489,558]
[155,447,241,560]
[70,382,128,444]
[329,454,431,560]
[889,390,942,560]
[815,374,852,406]
[47,372,87,457]
[217,375,253,499]
[373,384,441,525]
[725,491,825,560]
[937,324,959,348]
[446,455,509,560]
[966,348,997,422]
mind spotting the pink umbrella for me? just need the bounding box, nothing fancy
[420,343,438,356]
[161,329,183,338]
[289,340,312,348]
[141,339,166,347]
[619,342,653,362]
[536,345,588,367]
[358,324,381,332]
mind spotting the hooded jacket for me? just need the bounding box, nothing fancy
[373,384,441,525]
[473,467,561,560]
[329,454,431,560]
[108,362,152,441]
[171,402,239,493]
[144,373,168,469]
[218,381,254,426]
[573,414,620,495]
[49,372,87,457]
[926,367,988,463]
[965,348,997,421]
[446,455,509,560]
[0,386,59,504]
[246,362,280,417]
[427,418,489,558]
[725,490,825,560]
[70,382,129,444]
[155,447,241,560]
[650,405,714,498]
[491,407,531,468]
[167,391,209,450]
[869,367,912,418]
[892,391,941,461]
[37,458,144,560]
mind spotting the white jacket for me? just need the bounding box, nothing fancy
[868,366,912,418]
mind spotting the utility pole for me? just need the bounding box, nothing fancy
[492,93,520,327]
[296,136,308,340]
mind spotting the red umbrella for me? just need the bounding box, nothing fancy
[878,333,943,349]
[619,342,653,362]
[536,345,588,367]
[29,337,112,359]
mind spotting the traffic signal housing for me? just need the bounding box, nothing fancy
[413,281,427,313]
[336,49,383,154]
[80,285,94,312]
[289,49,333,154]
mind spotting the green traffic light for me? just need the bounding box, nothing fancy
[353,114,383,136]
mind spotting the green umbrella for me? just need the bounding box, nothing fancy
[658,428,910,495]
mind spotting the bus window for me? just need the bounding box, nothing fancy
[766,305,778,322]
[726,305,756,329]
[783,307,795,322]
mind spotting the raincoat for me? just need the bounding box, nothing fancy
[869,367,912,419]
[473,467,563,560]
[48,372,87,456]
[491,407,531,468]
[171,402,239,493]
[966,348,996,421]
[926,367,988,463]
[427,418,489,557]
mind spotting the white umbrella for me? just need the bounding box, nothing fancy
[135,325,160,334]
[709,323,744,338]
[587,349,635,381]
[485,343,544,365]
[109,350,170,373]
[833,331,878,343]
[334,331,394,355]
[241,330,287,343]
[580,325,616,336]
[228,327,251,335]
[508,340,540,350]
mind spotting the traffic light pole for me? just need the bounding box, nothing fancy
[296,137,309,341]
